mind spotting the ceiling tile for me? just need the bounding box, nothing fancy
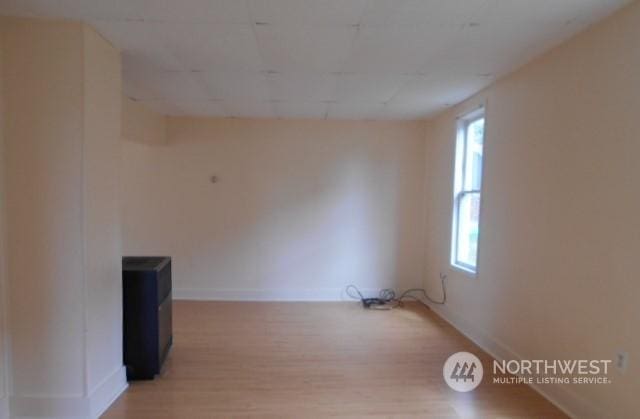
[255,24,357,73]
[129,0,250,23]
[137,99,189,116]
[1,0,631,120]
[247,0,368,25]
[222,100,276,119]
[165,23,263,72]
[417,21,575,76]
[273,102,329,119]
[267,73,338,102]
[360,0,490,26]
[482,0,630,26]
[95,21,263,73]
[388,74,488,109]
[0,0,250,22]
[343,23,461,74]
[124,68,210,102]
[92,21,184,71]
[335,73,410,103]
[4,0,625,27]
[378,103,441,120]
[327,102,386,120]
[200,71,271,102]
[0,0,141,20]
[172,101,228,117]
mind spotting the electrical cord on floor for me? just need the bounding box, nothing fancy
[345,284,397,310]
[345,273,447,310]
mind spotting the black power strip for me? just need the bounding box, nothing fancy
[361,298,389,308]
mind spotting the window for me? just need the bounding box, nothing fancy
[451,108,485,274]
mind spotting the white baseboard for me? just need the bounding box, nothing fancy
[11,366,127,419]
[10,394,89,419]
[88,366,128,418]
[428,303,602,419]
[173,287,379,302]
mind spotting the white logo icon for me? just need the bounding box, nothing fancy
[443,352,483,392]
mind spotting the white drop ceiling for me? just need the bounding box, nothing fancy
[0,0,630,120]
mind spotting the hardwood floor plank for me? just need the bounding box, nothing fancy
[103,301,566,418]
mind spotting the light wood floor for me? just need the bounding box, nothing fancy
[103,301,566,418]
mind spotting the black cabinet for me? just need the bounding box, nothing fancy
[122,256,173,380]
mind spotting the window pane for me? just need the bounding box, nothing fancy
[456,192,480,268]
[452,109,484,274]
[464,118,484,191]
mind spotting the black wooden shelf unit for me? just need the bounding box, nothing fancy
[122,256,173,380]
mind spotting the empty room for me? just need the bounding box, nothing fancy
[0,0,638,418]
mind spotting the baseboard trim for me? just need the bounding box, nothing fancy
[428,303,601,419]
[173,288,379,302]
[88,366,128,418]
[10,394,89,418]
[11,366,127,418]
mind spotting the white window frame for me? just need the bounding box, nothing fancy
[451,107,485,275]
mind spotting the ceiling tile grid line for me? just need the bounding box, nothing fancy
[0,0,632,119]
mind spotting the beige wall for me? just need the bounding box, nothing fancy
[122,96,167,145]
[422,2,640,417]
[122,118,427,299]
[3,17,87,399]
[1,17,126,417]
[83,26,125,409]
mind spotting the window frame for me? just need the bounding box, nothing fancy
[451,107,485,276]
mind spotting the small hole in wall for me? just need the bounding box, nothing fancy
[210,176,219,184]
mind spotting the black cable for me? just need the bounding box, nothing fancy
[345,284,397,309]
[345,274,447,309]
[378,288,396,301]
[345,284,365,301]
[397,274,447,305]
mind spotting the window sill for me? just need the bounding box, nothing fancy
[450,263,477,278]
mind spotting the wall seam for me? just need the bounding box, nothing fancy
[79,24,90,401]
[0,18,13,409]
